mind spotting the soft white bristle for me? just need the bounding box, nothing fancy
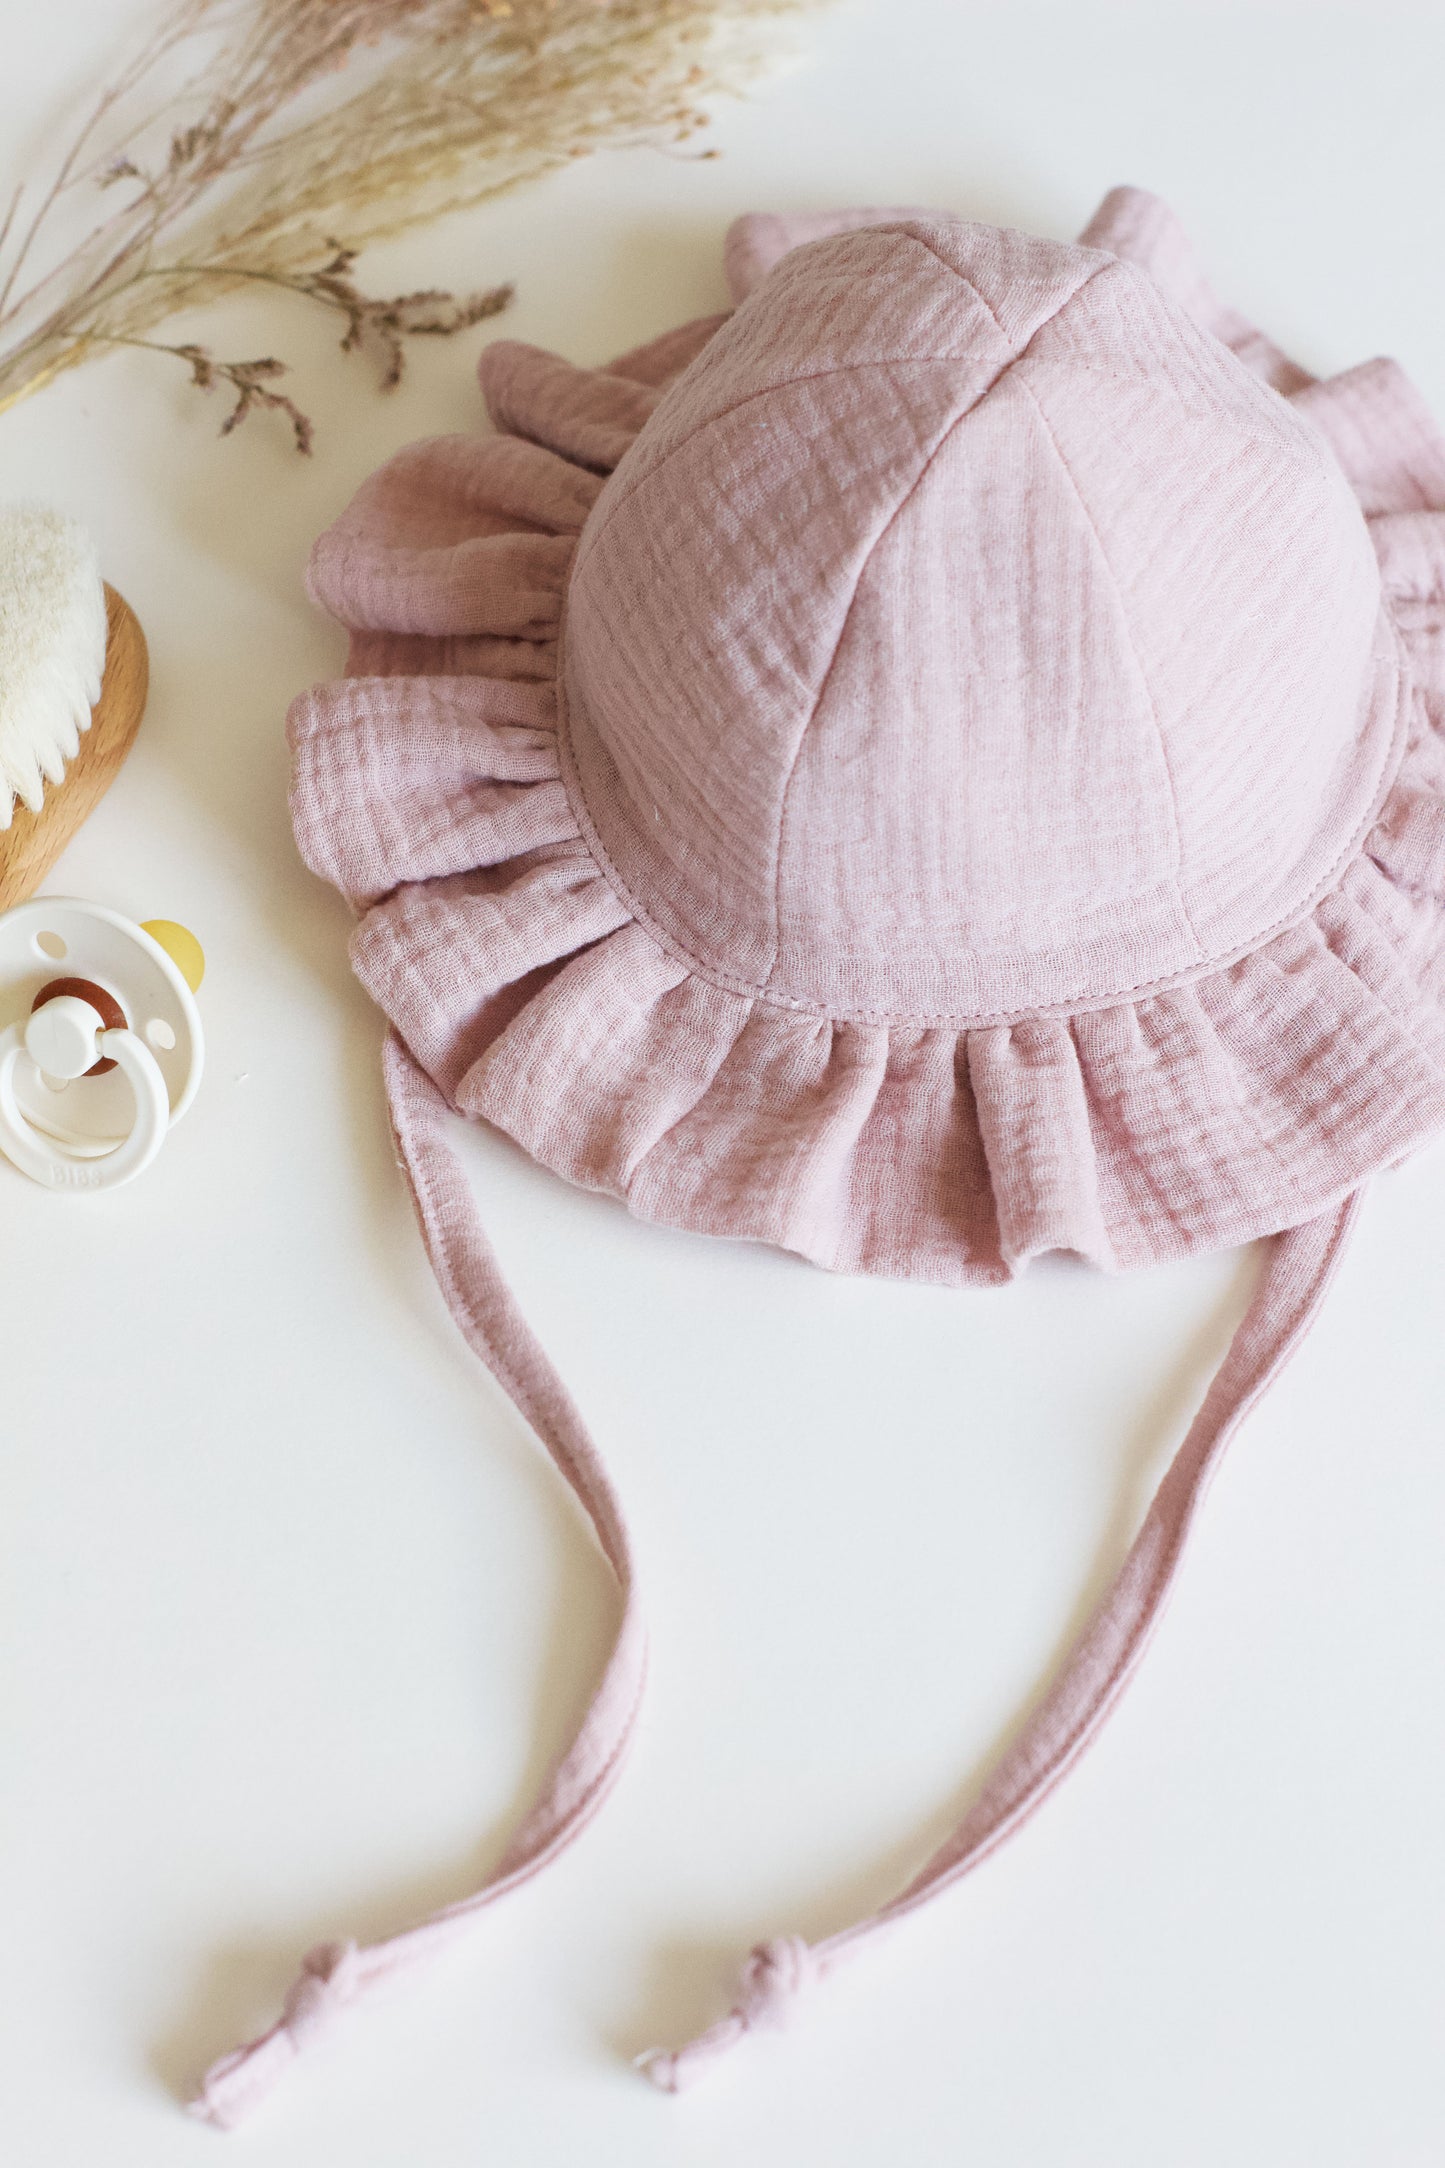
[0,503,108,832]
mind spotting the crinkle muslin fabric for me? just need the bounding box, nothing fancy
[192,190,1445,2125]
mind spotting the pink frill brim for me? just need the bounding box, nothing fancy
[289,190,1445,1285]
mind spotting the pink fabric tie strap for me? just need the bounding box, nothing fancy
[637,1936,819,2093]
[638,1190,1363,2090]
[190,1036,1358,2119]
[189,1037,648,2129]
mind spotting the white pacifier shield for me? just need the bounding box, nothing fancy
[0,898,203,1186]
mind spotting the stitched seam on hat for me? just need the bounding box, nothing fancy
[762,396,981,992]
[574,241,1109,581]
[899,228,1022,334]
[733,260,1117,993]
[760,264,1108,990]
[554,621,1411,1026]
[1010,367,1205,962]
[574,358,979,583]
[554,639,1410,1028]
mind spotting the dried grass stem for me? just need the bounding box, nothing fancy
[0,0,819,446]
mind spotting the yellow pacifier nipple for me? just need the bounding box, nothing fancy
[141,919,205,993]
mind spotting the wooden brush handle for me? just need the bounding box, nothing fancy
[0,584,149,913]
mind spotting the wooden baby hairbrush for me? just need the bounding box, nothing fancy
[0,507,148,911]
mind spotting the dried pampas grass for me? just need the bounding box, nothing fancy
[0,0,821,449]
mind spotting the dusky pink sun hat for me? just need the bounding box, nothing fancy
[193,186,1445,2124]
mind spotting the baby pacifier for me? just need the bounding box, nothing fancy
[0,897,204,1190]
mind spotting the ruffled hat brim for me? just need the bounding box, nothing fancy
[290,191,1445,1285]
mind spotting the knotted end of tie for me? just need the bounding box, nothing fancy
[282,1938,365,2046]
[636,1935,819,2094]
[187,1939,365,2131]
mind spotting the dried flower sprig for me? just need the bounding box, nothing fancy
[0,0,820,447]
[117,339,318,452]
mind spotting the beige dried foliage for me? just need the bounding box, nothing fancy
[0,0,820,447]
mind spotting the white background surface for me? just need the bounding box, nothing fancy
[2,3,1444,2162]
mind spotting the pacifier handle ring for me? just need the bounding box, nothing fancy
[0,1020,171,1190]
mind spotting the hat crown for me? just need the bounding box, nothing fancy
[561,218,1399,1025]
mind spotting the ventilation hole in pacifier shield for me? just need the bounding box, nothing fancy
[35,931,67,961]
[146,1018,177,1052]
